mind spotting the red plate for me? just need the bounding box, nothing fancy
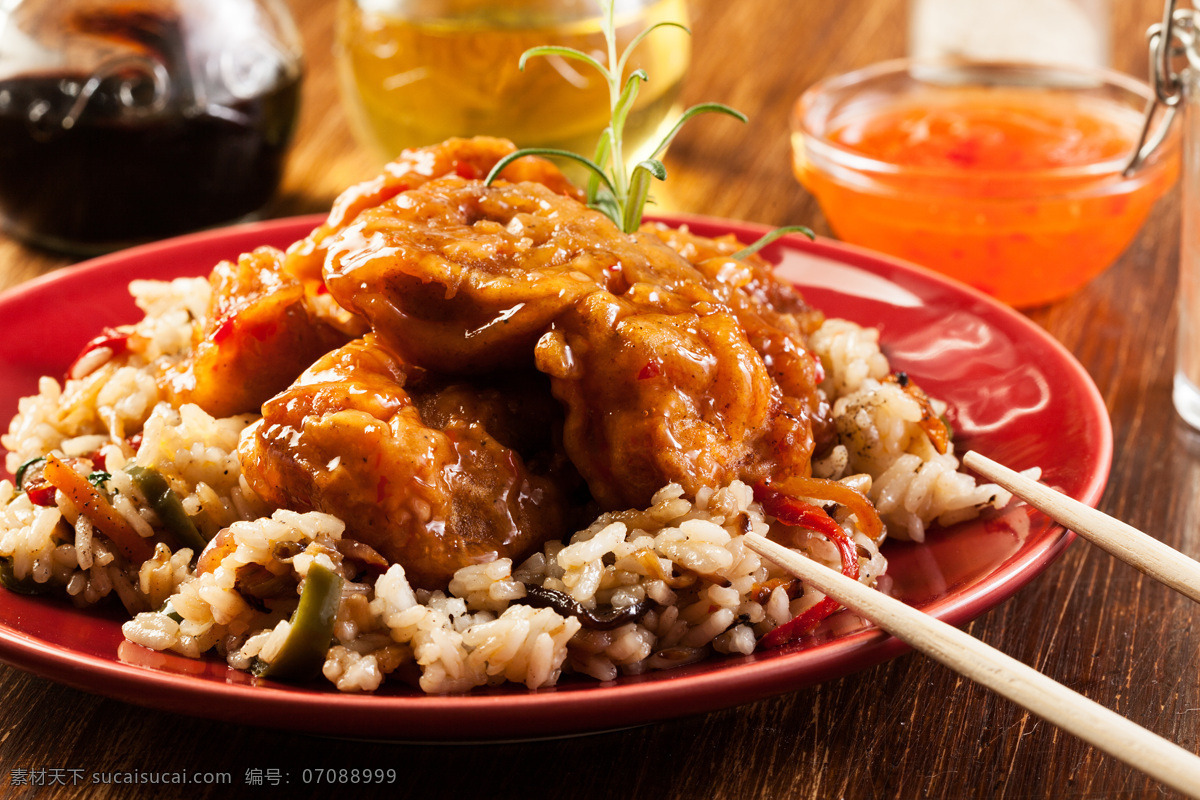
[0,213,1111,740]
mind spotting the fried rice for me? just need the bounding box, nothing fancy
[0,266,1013,693]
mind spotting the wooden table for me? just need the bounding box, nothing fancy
[0,0,1192,797]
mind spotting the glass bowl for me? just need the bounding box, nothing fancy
[791,59,1179,308]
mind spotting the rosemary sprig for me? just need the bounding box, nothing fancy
[484,0,815,255]
[484,1,745,234]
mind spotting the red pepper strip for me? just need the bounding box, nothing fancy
[67,327,130,379]
[809,350,826,385]
[26,481,57,508]
[754,483,860,648]
[637,360,662,380]
[761,474,883,542]
[887,373,951,455]
[453,159,482,180]
[761,596,841,649]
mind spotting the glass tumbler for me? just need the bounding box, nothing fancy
[909,0,1111,68]
[1169,9,1200,427]
[334,0,690,164]
[0,0,303,255]
[1178,67,1200,425]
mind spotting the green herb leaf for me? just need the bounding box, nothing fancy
[485,0,804,247]
[730,226,816,260]
[485,148,618,197]
[649,102,747,160]
[617,22,691,77]
[612,69,650,138]
[587,128,614,204]
[486,0,742,233]
[624,159,666,233]
[589,193,622,221]
[14,456,45,492]
[518,45,610,80]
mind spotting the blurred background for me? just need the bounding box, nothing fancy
[268,0,1167,227]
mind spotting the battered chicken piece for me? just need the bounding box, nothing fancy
[236,139,835,576]
[317,175,829,509]
[536,288,813,508]
[284,136,583,283]
[643,222,835,452]
[168,138,571,417]
[238,334,575,589]
[322,175,643,373]
[161,247,354,418]
[641,223,820,321]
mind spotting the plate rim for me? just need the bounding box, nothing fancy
[0,212,1112,739]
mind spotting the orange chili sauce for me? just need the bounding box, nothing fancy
[795,87,1178,307]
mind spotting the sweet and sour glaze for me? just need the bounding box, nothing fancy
[169,137,833,589]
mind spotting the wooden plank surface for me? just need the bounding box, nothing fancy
[0,1,1193,797]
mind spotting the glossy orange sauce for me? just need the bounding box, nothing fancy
[795,88,1178,307]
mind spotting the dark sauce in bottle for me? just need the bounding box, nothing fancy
[0,6,301,254]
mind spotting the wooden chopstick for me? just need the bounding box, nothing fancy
[962,450,1200,604]
[742,532,1200,799]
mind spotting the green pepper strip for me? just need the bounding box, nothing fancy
[158,599,183,623]
[253,561,343,682]
[0,557,50,596]
[125,466,207,552]
[13,456,45,492]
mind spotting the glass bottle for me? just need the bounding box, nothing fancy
[334,0,690,164]
[0,0,304,255]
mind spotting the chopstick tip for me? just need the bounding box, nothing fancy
[962,450,987,469]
